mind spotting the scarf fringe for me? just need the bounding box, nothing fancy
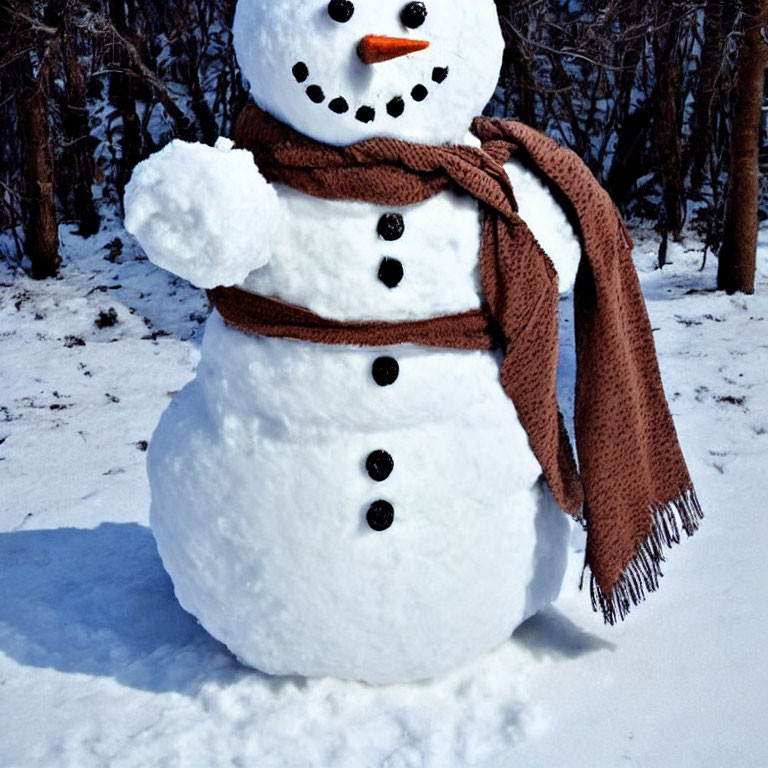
[589,487,704,625]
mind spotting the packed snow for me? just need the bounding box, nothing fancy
[122,0,586,685]
[232,0,504,146]
[124,138,279,289]
[238,154,579,322]
[1,219,767,766]
[128,139,581,684]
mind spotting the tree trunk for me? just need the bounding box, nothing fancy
[689,0,727,196]
[654,13,686,255]
[604,0,648,207]
[108,0,142,194]
[11,3,61,279]
[507,33,538,128]
[494,0,538,127]
[50,0,100,236]
[605,105,653,207]
[718,1,768,294]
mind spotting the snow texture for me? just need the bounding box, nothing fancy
[124,138,280,289]
[243,154,580,320]
[1,224,767,765]
[149,310,570,682]
[149,195,576,683]
[233,0,504,146]
[140,147,580,682]
[123,0,581,683]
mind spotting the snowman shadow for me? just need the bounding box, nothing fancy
[0,522,252,695]
[0,522,609,699]
[512,607,615,660]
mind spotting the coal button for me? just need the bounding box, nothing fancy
[367,500,395,531]
[306,85,325,103]
[355,105,376,123]
[387,96,405,118]
[372,356,399,386]
[432,66,449,84]
[378,257,404,288]
[377,213,405,241]
[366,450,394,481]
[292,62,309,83]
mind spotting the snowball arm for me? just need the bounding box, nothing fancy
[124,138,281,289]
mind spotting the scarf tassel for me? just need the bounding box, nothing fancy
[589,487,704,625]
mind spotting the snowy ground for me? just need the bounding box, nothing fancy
[1,217,767,767]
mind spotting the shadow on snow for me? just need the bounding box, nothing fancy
[0,522,612,697]
[0,522,248,695]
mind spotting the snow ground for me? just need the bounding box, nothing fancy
[1,218,767,767]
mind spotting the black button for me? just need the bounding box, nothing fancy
[367,500,395,531]
[366,450,394,481]
[411,84,428,102]
[292,62,309,83]
[377,213,404,241]
[387,97,405,118]
[355,105,376,123]
[306,85,325,103]
[432,66,449,84]
[372,356,399,386]
[378,257,404,288]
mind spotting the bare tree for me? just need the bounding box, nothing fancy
[106,0,143,194]
[1,0,765,289]
[48,0,100,236]
[719,1,768,294]
[3,0,61,278]
[689,0,737,197]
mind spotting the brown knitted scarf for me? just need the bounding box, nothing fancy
[209,103,703,624]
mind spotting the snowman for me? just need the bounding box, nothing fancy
[124,0,586,684]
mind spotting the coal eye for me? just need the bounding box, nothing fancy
[401,2,427,29]
[328,0,354,23]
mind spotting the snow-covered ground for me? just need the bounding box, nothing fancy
[1,217,766,767]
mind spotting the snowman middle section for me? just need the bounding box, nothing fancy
[148,159,579,684]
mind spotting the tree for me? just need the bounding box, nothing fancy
[718,1,768,295]
[48,0,100,236]
[689,0,737,197]
[106,0,143,196]
[653,6,687,254]
[3,0,62,278]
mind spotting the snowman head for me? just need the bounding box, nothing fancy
[233,0,504,146]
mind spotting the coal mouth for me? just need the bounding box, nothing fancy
[291,61,449,124]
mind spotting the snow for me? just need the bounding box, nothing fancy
[1,222,767,765]
[242,154,579,321]
[124,138,280,289]
[144,167,577,682]
[6,0,764,756]
[233,0,504,145]
[122,112,582,684]
[149,349,570,682]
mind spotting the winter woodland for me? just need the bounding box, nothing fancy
[2,0,768,289]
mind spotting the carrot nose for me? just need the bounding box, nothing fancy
[357,35,430,65]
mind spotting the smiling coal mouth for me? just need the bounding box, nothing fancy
[292,61,449,124]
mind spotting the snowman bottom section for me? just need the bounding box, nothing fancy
[148,379,571,684]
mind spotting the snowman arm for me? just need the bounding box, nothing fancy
[124,138,281,290]
[503,157,581,295]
